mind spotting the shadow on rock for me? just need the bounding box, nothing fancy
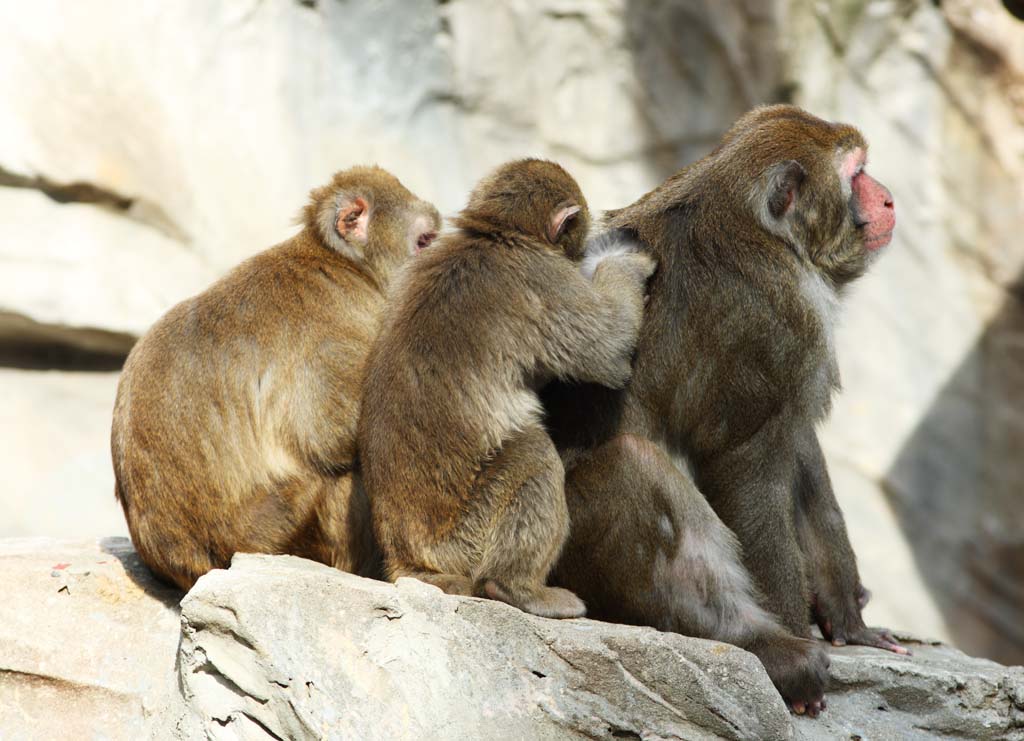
[884,278,1024,665]
[99,535,184,610]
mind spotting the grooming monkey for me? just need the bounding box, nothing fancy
[111,166,440,590]
[359,159,655,618]
[544,105,902,715]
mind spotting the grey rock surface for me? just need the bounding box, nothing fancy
[2,541,1022,740]
[794,636,1024,741]
[176,554,792,741]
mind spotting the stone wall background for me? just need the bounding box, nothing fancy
[0,0,1020,663]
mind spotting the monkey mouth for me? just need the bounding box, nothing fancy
[416,232,437,252]
[863,230,893,251]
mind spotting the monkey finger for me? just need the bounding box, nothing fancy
[876,638,912,656]
[791,701,806,715]
[875,627,897,644]
[807,699,824,718]
[849,627,912,656]
[886,643,912,656]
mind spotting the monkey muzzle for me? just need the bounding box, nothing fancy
[851,171,895,251]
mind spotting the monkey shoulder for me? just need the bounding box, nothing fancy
[401,235,553,322]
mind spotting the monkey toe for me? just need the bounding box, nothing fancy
[482,580,586,619]
[790,697,826,718]
[751,634,830,714]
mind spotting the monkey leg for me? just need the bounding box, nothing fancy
[124,472,339,591]
[468,425,585,619]
[794,426,909,655]
[286,472,385,581]
[553,434,829,715]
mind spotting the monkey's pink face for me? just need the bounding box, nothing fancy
[840,149,895,251]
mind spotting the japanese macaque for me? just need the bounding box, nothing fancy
[111,166,440,590]
[359,159,655,618]
[543,105,902,715]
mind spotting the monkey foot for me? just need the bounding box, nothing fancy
[791,697,827,718]
[481,580,587,619]
[749,633,830,718]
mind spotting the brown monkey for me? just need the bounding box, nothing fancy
[111,166,440,590]
[358,159,655,618]
[543,105,903,715]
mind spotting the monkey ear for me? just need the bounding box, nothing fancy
[548,203,581,243]
[766,160,806,219]
[335,197,370,243]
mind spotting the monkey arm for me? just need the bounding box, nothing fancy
[794,426,909,654]
[695,420,814,638]
[531,252,652,388]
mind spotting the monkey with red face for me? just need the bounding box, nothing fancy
[544,105,902,716]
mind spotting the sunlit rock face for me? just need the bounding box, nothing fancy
[5,543,1023,740]
[0,0,1021,662]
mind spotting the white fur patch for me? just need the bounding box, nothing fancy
[799,268,842,411]
[799,269,839,355]
[657,514,675,541]
[667,450,696,481]
[834,146,864,200]
[579,231,641,280]
[486,389,544,445]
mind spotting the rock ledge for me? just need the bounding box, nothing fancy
[1,539,1021,741]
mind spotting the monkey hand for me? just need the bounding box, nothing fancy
[599,251,657,287]
[593,252,657,322]
[583,253,656,389]
[812,589,911,656]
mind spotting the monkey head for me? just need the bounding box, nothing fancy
[728,106,896,285]
[302,165,441,273]
[455,158,592,260]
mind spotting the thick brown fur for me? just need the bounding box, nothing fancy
[111,166,440,591]
[359,159,655,619]
[543,105,901,714]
